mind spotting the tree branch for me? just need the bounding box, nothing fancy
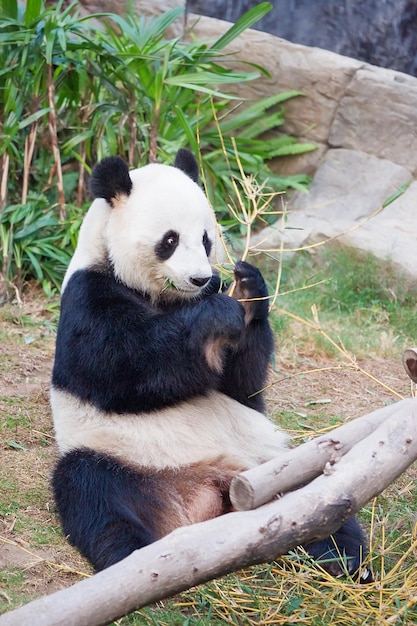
[230,398,417,510]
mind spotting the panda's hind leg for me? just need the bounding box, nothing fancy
[302,516,373,583]
[52,448,164,571]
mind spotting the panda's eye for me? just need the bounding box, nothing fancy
[155,230,179,260]
[203,230,212,257]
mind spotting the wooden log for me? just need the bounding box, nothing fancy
[2,396,417,626]
[230,397,417,511]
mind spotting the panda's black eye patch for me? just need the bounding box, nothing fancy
[203,230,212,257]
[155,230,180,260]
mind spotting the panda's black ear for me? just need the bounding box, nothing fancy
[90,156,132,206]
[174,149,199,183]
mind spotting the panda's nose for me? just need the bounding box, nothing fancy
[190,276,211,287]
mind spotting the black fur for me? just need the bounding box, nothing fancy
[202,230,212,257]
[52,267,271,414]
[52,448,160,571]
[155,230,180,261]
[89,156,132,205]
[174,148,199,183]
[221,261,273,412]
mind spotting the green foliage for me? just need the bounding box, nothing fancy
[0,198,82,302]
[283,247,414,315]
[0,0,313,301]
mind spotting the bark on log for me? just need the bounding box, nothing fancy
[230,398,417,510]
[2,397,417,626]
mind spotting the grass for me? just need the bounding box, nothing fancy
[266,246,416,363]
[1,248,417,624]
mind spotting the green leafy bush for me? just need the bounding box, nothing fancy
[0,197,82,303]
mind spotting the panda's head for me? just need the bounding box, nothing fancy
[65,150,223,301]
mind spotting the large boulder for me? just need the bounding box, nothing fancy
[253,149,417,282]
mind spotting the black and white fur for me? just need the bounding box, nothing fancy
[51,149,369,578]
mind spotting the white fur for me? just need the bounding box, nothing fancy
[62,198,111,292]
[64,162,225,299]
[51,387,289,470]
[107,164,221,298]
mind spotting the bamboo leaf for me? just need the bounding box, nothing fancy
[15,215,57,239]
[62,130,95,153]
[0,0,18,19]
[209,92,303,135]
[209,2,272,52]
[18,108,51,130]
[232,91,305,120]
[172,107,199,154]
[235,112,285,139]
[163,80,242,99]
[382,180,411,208]
[57,26,67,52]
[104,6,184,48]
[24,248,44,280]
[24,0,42,25]
[165,71,259,86]
[268,142,317,157]
[7,440,26,450]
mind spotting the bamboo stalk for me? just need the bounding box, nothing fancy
[0,152,10,212]
[22,120,39,205]
[77,143,87,207]
[47,64,66,220]
[128,107,137,167]
[148,111,159,164]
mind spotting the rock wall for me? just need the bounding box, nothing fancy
[186,0,417,77]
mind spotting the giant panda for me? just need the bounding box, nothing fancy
[51,149,370,579]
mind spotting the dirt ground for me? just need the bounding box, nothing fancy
[0,303,91,607]
[268,355,412,424]
[0,299,415,610]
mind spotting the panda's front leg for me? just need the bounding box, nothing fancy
[219,261,274,412]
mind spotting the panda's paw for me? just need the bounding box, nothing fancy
[231,261,269,323]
